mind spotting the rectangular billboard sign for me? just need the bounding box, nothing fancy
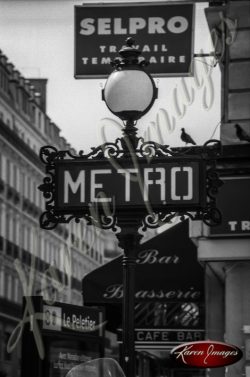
[74,2,194,78]
[209,177,250,237]
[55,158,205,214]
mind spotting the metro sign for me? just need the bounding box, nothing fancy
[39,143,221,230]
[55,157,205,214]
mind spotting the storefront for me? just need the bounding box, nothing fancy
[82,220,206,376]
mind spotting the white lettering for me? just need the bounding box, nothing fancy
[80,18,95,35]
[98,18,111,35]
[101,57,111,64]
[117,169,138,202]
[129,18,146,34]
[143,168,153,201]
[109,45,117,53]
[156,168,166,201]
[90,169,112,202]
[242,221,250,231]
[148,17,165,34]
[99,46,106,53]
[80,16,189,36]
[183,167,193,200]
[64,171,85,204]
[171,167,193,200]
[171,167,181,200]
[167,16,188,34]
[228,221,237,231]
[114,18,127,34]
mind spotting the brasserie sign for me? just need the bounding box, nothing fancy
[74,2,194,78]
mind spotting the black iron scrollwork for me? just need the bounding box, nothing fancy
[39,136,223,231]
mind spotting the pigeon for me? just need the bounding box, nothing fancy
[180,128,196,145]
[235,124,250,142]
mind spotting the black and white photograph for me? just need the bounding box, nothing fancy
[0,0,249,376]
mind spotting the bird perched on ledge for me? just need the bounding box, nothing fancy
[235,124,250,142]
[181,128,196,145]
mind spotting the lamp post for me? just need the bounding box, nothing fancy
[39,37,222,377]
[102,37,158,377]
[102,37,157,151]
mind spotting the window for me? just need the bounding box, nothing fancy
[33,181,37,204]
[20,224,25,248]
[39,191,43,208]
[21,91,28,114]
[12,216,17,244]
[21,172,25,195]
[30,179,33,201]
[31,105,35,123]
[38,111,41,129]
[14,278,19,303]
[40,237,44,260]
[7,274,12,301]
[13,164,17,188]
[6,159,10,185]
[27,176,31,198]
[0,268,4,297]
[0,152,2,179]
[0,68,9,94]
[26,226,31,251]
[5,212,10,240]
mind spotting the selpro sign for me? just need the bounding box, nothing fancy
[74,2,194,78]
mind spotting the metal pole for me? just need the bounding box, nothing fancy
[117,228,142,377]
[123,245,136,377]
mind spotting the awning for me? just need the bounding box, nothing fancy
[82,221,204,307]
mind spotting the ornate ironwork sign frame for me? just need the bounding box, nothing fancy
[38,136,223,232]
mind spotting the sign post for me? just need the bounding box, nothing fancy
[39,39,222,377]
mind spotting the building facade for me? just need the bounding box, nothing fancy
[0,49,108,377]
[191,2,250,377]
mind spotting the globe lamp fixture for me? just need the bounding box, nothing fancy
[102,37,158,123]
